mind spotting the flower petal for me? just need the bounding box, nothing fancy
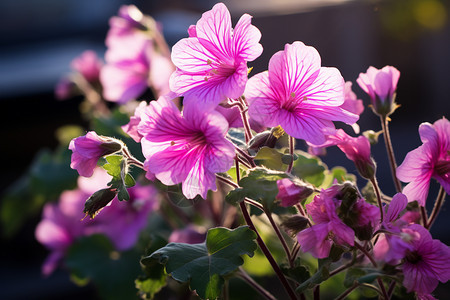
[196,3,232,60]
[232,13,263,61]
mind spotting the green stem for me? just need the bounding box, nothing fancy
[236,97,254,143]
[287,136,295,173]
[427,186,446,229]
[335,283,358,300]
[239,201,298,300]
[313,285,320,300]
[370,178,384,223]
[265,208,293,267]
[420,206,428,228]
[235,146,256,168]
[380,116,402,193]
[238,268,278,300]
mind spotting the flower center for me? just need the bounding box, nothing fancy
[434,159,450,177]
[204,59,236,82]
[281,94,306,112]
[405,250,421,264]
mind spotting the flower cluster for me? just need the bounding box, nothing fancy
[31,2,450,299]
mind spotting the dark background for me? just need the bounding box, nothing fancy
[1,0,449,299]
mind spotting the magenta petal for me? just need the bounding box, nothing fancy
[397,145,431,182]
[195,3,232,59]
[100,61,148,103]
[301,67,345,107]
[402,176,432,206]
[182,159,216,199]
[279,109,334,144]
[386,193,408,223]
[171,37,216,74]
[331,220,355,246]
[232,13,263,61]
[403,264,439,294]
[297,224,332,259]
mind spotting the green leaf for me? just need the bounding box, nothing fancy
[225,188,246,206]
[1,146,78,237]
[124,173,136,188]
[102,155,123,178]
[330,167,357,184]
[296,258,331,293]
[236,167,289,211]
[91,108,130,137]
[65,235,142,300]
[135,258,167,300]
[281,258,310,284]
[291,150,327,187]
[253,147,286,171]
[101,155,132,201]
[344,268,367,288]
[143,226,257,299]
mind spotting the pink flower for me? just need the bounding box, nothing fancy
[36,168,158,274]
[35,189,92,275]
[276,178,313,207]
[402,224,450,294]
[397,118,450,206]
[101,6,174,103]
[310,129,375,179]
[170,3,263,111]
[357,65,400,116]
[373,193,418,264]
[137,96,235,199]
[106,5,145,46]
[70,50,103,82]
[100,38,152,104]
[246,42,358,145]
[69,131,122,177]
[297,185,355,258]
[121,101,148,142]
[340,81,364,133]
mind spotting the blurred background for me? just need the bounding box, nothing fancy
[1,0,449,299]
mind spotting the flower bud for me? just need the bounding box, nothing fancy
[83,188,118,218]
[354,157,376,180]
[362,130,382,145]
[248,126,283,152]
[357,66,400,117]
[276,178,314,207]
[69,131,123,177]
[281,215,310,236]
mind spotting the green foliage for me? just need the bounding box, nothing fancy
[1,147,78,237]
[135,259,167,300]
[91,108,130,137]
[66,235,142,300]
[291,150,327,187]
[281,258,310,284]
[253,147,286,171]
[225,167,288,211]
[102,155,135,201]
[296,258,332,293]
[142,226,257,299]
